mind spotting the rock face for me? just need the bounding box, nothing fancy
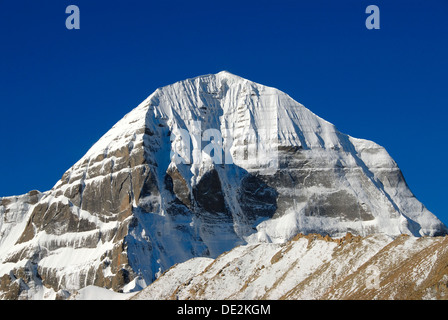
[0,71,446,299]
[133,233,448,300]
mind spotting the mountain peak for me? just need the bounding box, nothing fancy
[169,71,247,88]
[60,72,447,237]
[1,72,446,299]
[198,70,245,80]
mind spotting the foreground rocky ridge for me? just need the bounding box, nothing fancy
[133,232,448,300]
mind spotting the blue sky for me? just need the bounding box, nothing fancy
[0,0,447,225]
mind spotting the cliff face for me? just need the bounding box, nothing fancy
[0,72,446,299]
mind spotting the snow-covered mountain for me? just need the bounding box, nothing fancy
[0,71,446,299]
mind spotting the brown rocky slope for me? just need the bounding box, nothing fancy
[133,233,448,300]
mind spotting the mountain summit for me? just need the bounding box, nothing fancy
[0,72,446,299]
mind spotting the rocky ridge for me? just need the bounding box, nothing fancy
[133,232,448,300]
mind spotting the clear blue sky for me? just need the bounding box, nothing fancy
[0,0,447,225]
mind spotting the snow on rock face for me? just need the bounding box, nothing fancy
[0,71,446,299]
